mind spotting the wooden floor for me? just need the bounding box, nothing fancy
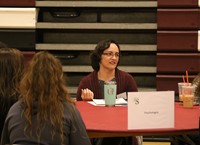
[143,142,170,145]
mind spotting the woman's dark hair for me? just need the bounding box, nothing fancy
[0,48,24,99]
[0,48,24,120]
[90,39,120,71]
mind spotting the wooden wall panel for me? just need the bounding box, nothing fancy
[157,31,198,52]
[157,1,200,94]
[0,0,35,6]
[157,53,200,73]
[156,75,196,94]
[157,0,198,7]
[157,9,200,29]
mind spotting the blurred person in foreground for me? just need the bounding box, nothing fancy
[189,73,200,144]
[1,51,91,145]
[175,74,200,145]
[192,73,200,100]
[0,48,24,137]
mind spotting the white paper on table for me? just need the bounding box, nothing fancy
[117,92,127,99]
[91,98,127,106]
[128,91,174,129]
[87,101,104,106]
[115,98,127,105]
[92,99,105,105]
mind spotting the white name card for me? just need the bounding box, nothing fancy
[128,91,174,129]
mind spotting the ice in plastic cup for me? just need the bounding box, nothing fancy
[178,82,191,102]
[182,85,195,108]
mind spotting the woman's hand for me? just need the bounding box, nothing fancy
[81,88,94,101]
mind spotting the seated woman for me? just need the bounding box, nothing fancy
[1,51,91,145]
[77,39,138,101]
[76,39,140,145]
[0,48,24,137]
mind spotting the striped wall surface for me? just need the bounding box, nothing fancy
[0,0,199,96]
[157,0,200,94]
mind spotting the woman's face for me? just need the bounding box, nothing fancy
[99,43,119,71]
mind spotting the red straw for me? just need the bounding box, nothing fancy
[186,70,189,84]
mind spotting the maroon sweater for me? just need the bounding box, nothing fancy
[76,68,138,101]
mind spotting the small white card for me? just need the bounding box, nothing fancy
[91,98,127,106]
[128,91,174,129]
[117,92,127,99]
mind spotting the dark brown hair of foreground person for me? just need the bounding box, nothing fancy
[19,51,74,144]
[0,48,24,97]
[0,48,24,136]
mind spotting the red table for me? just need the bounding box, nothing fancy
[76,101,200,138]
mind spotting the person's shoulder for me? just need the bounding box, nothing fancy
[7,100,22,117]
[80,71,96,81]
[116,69,135,82]
[63,101,77,111]
[63,102,80,116]
[9,100,21,111]
[116,69,132,77]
